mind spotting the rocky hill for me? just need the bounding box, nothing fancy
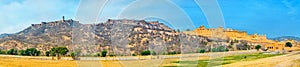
[269,36,300,42]
[0,18,219,56]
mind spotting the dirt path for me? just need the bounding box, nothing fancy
[221,51,300,67]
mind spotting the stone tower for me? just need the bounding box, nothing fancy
[62,16,65,22]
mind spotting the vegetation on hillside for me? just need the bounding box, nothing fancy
[255,45,262,51]
[285,42,293,48]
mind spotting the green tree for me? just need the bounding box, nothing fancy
[141,50,151,56]
[45,51,50,57]
[255,45,262,51]
[0,50,6,54]
[101,50,108,57]
[70,52,76,60]
[50,47,69,60]
[199,49,205,53]
[7,49,18,55]
[132,53,137,56]
[18,48,41,56]
[285,42,293,48]
[19,50,26,56]
[25,48,40,56]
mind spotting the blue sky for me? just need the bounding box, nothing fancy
[0,0,299,38]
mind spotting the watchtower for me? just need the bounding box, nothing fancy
[62,16,65,22]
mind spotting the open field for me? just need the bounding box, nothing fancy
[165,53,283,67]
[0,50,300,67]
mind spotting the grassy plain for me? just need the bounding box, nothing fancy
[165,53,283,67]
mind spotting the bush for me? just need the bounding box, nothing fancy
[211,46,229,52]
[168,51,177,55]
[101,50,108,57]
[0,50,6,54]
[141,50,151,56]
[94,53,100,57]
[71,52,76,57]
[45,51,50,57]
[199,49,205,53]
[109,53,116,57]
[151,51,157,55]
[255,45,261,51]
[285,42,293,48]
[70,52,77,60]
[7,49,18,55]
[132,53,137,56]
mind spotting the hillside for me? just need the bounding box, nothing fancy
[269,36,300,41]
[0,18,214,55]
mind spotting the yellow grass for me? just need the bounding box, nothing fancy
[0,57,76,67]
[0,56,210,67]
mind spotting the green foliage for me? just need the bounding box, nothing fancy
[132,53,137,56]
[199,49,206,53]
[255,45,262,51]
[141,50,151,56]
[211,46,229,52]
[168,51,178,55]
[94,53,100,57]
[70,52,76,57]
[7,49,18,55]
[285,42,293,48]
[45,51,50,57]
[151,51,157,55]
[19,48,41,56]
[101,50,108,57]
[0,50,6,54]
[109,53,116,57]
[50,47,69,57]
[19,50,26,55]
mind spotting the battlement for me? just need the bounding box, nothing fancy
[31,16,76,28]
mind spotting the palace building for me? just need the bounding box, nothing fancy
[186,26,299,51]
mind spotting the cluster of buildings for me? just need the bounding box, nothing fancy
[186,25,299,51]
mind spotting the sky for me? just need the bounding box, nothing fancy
[0,0,299,38]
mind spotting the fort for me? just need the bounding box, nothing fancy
[31,16,76,28]
[187,25,300,51]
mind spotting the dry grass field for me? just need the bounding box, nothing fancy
[0,57,76,67]
[1,51,300,67]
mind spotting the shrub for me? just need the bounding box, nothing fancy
[94,53,100,57]
[71,52,76,57]
[0,50,6,54]
[151,51,157,55]
[168,51,177,55]
[141,50,151,56]
[285,42,293,48]
[109,53,115,57]
[255,45,261,51]
[211,46,229,52]
[101,50,108,57]
[132,53,137,56]
[199,49,205,53]
[45,51,50,56]
[70,52,76,60]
